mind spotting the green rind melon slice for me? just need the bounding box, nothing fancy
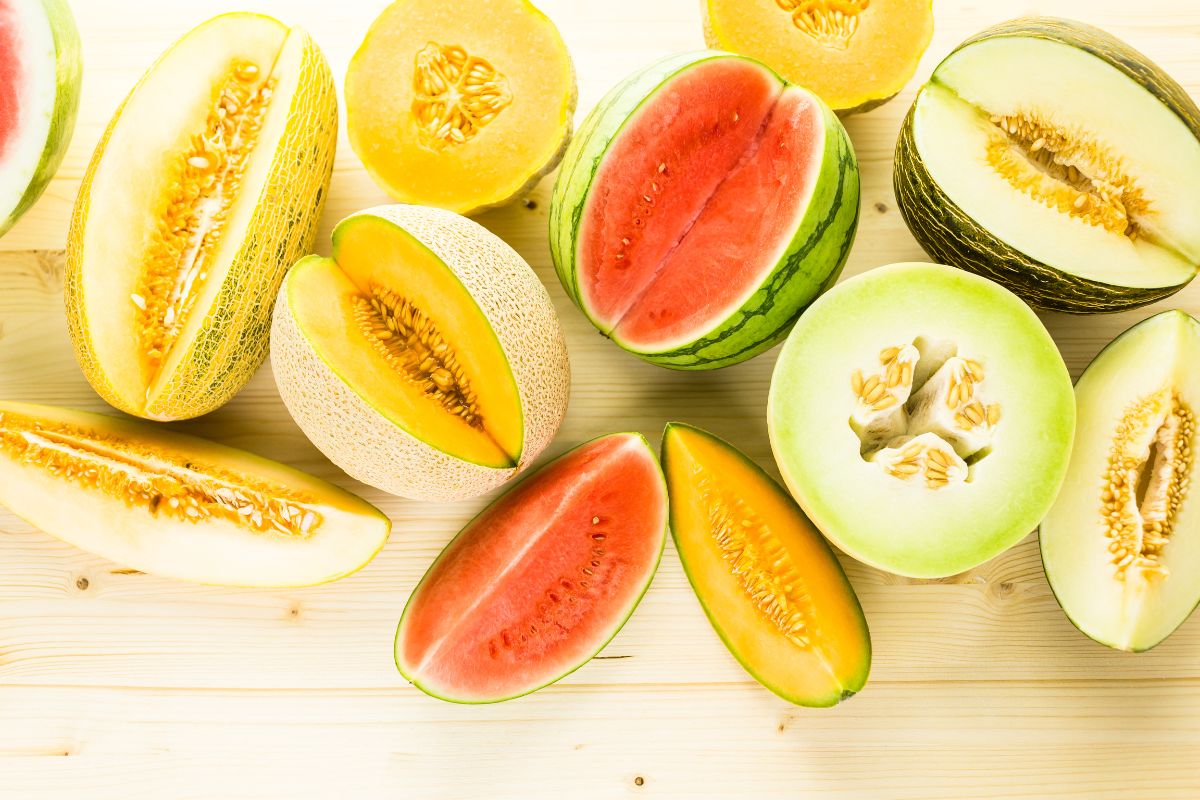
[0,0,80,236]
[395,433,668,703]
[768,263,1075,578]
[895,17,1200,312]
[550,51,859,369]
[1041,311,1200,651]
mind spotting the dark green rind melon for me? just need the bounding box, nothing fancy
[895,17,1200,313]
[0,0,81,236]
[550,51,859,369]
[394,433,668,704]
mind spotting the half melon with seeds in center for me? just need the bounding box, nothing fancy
[66,12,338,421]
[0,402,390,587]
[271,205,570,502]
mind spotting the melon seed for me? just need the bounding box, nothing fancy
[412,42,512,150]
[775,0,870,50]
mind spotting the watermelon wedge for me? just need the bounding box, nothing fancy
[395,433,668,703]
[0,0,80,236]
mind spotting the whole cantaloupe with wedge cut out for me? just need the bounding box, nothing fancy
[270,205,570,503]
[345,0,576,215]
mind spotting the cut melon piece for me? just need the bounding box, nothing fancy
[662,423,870,707]
[769,263,1075,578]
[395,433,668,703]
[1042,311,1200,651]
[703,0,932,114]
[0,0,80,236]
[345,0,576,215]
[271,205,569,502]
[896,18,1200,311]
[66,13,338,421]
[550,52,859,369]
[0,402,390,587]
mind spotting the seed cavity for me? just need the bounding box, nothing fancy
[412,42,512,150]
[696,467,816,648]
[775,0,870,50]
[0,410,320,538]
[1101,391,1194,582]
[984,109,1149,239]
[134,60,276,382]
[353,284,483,429]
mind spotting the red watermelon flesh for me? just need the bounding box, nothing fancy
[578,58,824,350]
[396,433,667,703]
[0,0,25,161]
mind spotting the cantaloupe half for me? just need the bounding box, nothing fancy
[703,0,933,114]
[0,402,390,587]
[345,0,576,214]
[66,13,338,421]
[271,205,570,502]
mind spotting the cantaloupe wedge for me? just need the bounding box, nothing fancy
[271,205,570,502]
[66,13,338,421]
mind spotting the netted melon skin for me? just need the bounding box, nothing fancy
[65,25,338,421]
[271,204,571,502]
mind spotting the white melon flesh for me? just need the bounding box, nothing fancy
[913,34,1200,287]
[1041,311,1200,651]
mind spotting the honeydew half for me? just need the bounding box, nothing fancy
[768,263,1075,578]
[1041,311,1200,651]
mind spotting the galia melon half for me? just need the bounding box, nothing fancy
[66,13,338,421]
[271,205,570,503]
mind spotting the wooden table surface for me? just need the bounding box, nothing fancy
[2,1,1199,797]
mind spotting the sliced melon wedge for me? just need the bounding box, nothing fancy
[1041,311,1200,651]
[0,402,390,587]
[66,13,338,421]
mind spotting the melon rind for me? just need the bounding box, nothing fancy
[549,51,860,370]
[0,0,81,236]
[271,204,570,503]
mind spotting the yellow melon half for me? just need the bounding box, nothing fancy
[271,205,570,502]
[66,13,338,421]
[703,0,933,114]
[345,0,576,214]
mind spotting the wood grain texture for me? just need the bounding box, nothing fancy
[1,1,1199,798]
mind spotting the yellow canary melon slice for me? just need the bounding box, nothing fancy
[270,205,570,502]
[345,0,576,214]
[66,13,338,422]
[0,402,390,587]
[703,0,933,114]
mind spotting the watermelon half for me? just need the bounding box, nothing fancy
[550,51,860,370]
[0,0,80,236]
[395,433,668,703]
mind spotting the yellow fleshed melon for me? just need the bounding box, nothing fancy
[345,0,576,214]
[66,13,338,422]
[270,205,570,502]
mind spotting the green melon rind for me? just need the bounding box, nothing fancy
[550,51,860,369]
[0,0,81,237]
[894,16,1200,313]
[661,422,870,707]
[394,432,669,704]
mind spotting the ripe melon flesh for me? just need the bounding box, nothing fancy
[0,402,390,587]
[395,433,667,703]
[284,214,522,470]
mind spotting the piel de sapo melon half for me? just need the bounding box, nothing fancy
[66,12,338,421]
[271,205,570,503]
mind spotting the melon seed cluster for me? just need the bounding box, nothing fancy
[697,467,816,648]
[0,409,320,538]
[985,109,1148,238]
[775,0,869,50]
[133,60,276,377]
[411,42,512,149]
[851,340,1001,489]
[1102,391,1195,582]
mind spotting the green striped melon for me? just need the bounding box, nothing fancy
[549,51,860,369]
[895,17,1200,313]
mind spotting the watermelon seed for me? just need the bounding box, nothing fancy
[591,532,606,540]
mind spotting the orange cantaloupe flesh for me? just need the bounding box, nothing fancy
[664,424,870,705]
[704,0,933,113]
[345,0,575,213]
[286,215,523,469]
